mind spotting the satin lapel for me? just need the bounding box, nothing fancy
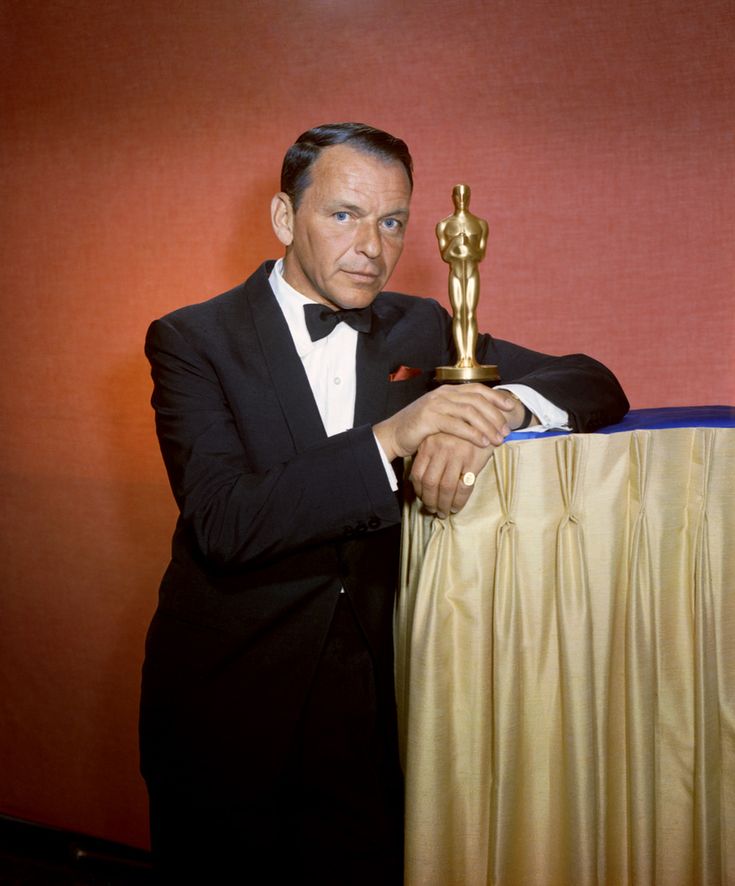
[353,316,390,427]
[248,269,327,451]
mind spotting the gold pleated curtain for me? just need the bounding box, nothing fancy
[396,427,735,886]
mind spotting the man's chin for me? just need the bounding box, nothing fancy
[328,280,384,309]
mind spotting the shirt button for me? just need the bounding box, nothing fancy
[334,376,341,385]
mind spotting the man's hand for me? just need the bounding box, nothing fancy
[410,435,495,518]
[374,384,517,463]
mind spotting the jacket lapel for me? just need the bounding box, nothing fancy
[247,264,327,451]
[353,308,391,427]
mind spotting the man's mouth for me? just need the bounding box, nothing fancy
[342,269,380,282]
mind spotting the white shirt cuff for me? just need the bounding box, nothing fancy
[373,432,399,491]
[496,384,570,432]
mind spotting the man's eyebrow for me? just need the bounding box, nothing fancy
[325,201,410,218]
[330,202,365,215]
[384,207,410,218]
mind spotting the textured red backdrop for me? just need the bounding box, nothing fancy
[1,0,733,848]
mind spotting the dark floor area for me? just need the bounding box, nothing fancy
[0,816,155,886]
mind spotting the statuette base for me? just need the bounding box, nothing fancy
[434,364,500,383]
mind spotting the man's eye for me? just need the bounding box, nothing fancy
[333,211,350,222]
[382,218,402,231]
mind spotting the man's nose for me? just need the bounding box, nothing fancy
[354,222,382,259]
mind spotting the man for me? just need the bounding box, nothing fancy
[140,123,628,885]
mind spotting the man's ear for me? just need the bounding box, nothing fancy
[271,192,294,247]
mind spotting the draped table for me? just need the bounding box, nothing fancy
[395,407,735,886]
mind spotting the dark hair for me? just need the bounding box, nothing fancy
[280,122,414,208]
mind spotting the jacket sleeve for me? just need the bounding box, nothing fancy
[459,314,630,433]
[146,317,401,568]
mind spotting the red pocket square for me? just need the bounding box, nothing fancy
[389,365,423,382]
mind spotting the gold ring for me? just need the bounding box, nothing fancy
[462,471,476,487]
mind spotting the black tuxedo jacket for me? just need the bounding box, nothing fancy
[139,260,628,794]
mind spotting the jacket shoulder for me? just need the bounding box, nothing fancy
[152,262,273,330]
[146,264,277,360]
[373,290,447,327]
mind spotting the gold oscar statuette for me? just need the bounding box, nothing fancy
[434,184,499,383]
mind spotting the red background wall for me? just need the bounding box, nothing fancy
[1,0,733,849]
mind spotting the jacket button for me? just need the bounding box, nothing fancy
[342,525,353,535]
[368,517,380,529]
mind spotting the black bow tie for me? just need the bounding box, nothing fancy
[303,303,373,342]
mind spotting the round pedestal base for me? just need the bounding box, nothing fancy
[434,364,500,383]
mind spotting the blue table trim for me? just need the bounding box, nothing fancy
[507,405,735,441]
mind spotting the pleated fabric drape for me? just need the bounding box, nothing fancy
[396,427,735,886]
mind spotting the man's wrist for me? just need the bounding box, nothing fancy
[508,393,534,430]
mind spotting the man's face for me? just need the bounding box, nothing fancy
[274,144,412,310]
